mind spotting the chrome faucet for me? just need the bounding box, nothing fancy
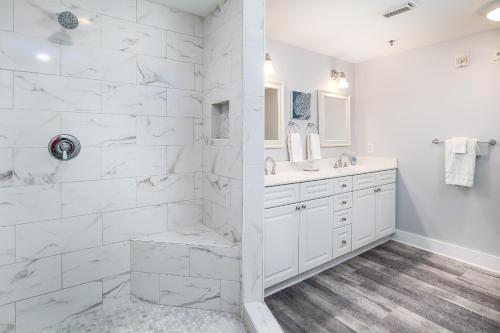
[265,156,277,175]
[334,153,351,168]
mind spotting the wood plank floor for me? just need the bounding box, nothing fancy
[265,240,500,333]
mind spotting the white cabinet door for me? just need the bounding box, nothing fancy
[298,197,333,273]
[376,183,396,239]
[264,204,300,288]
[333,225,352,259]
[352,188,376,250]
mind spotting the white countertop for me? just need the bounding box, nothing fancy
[265,156,397,187]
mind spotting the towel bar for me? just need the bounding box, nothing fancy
[432,139,496,146]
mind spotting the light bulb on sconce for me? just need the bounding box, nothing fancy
[484,1,500,21]
[264,53,276,76]
[331,70,349,89]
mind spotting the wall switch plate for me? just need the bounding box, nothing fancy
[455,53,469,68]
[367,143,374,153]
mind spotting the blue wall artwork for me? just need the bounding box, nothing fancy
[291,91,311,120]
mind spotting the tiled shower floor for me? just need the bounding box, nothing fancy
[41,300,246,333]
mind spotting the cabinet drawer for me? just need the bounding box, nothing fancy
[353,173,377,190]
[333,192,352,211]
[332,176,352,194]
[264,184,300,208]
[299,179,333,201]
[333,209,352,229]
[333,225,351,259]
[377,169,396,186]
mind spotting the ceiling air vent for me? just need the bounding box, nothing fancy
[383,2,416,18]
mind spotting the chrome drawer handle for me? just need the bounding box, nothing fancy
[341,240,347,245]
[341,217,347,222]
[341,183,347,188]
[301,204,307,209]
[341,200,347,205]
[295,205,301,211]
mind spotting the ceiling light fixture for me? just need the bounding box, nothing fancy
[330,70,349,89]
[486,5,500,21]
[264,53,275,76]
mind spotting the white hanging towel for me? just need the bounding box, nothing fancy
[288,133,303,163]
[445,137,479,187]
[307,133,322,160]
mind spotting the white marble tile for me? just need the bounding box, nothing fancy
[102,82,166,116]
[102,272,130,311]
[0,256,61,305]
[0,110,59,147]
[0,31,60,74]
[194,171,203,199]
[137,116,193,146]
[137,55,194,89]
[0,148,13,188]
[243,302,284,333]
[0,0,13,32]
[159,275,220,311]
[194,118,205,144]
[230,179,242,213]
[0,184,60,226]
[14,72,100,113]
[62,44,136,83]
[137,0,202,35]
[167,145,202,174]
[131,241,189,275]
[0,303,15,333]
[61,178,136,217]
[0,70,12,109]
[102,145,166,179]
[243,96,264,164]
[13,147,101,185]
[102,16,166,57]
[131,271,159,303]
[204,173,231,208]
[62,241,130,288]
[15,281,102,333]
[242,233,263,303]
[61,113,136,147]
[167,89,202,118]
[0,227,14,266]
[194,64,203,91]
[143,224,232,248]
[208,145,242,179]
[242,165,263,234]
[14,0,101,47]
[16,214,102,260]
[190,245,240,281]
[221,280,241,313]
[167,199,203,230]
[61,0,136,21]
[167,32,203,64]
[208,202,241,244]
[137,174,195,206]
[103,205,167,243]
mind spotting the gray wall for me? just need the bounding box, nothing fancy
[354,28,500,257]
[265,39,355,161]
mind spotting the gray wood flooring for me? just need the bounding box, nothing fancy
[265,240,500,333]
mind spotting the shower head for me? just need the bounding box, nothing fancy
[57,11,79,29]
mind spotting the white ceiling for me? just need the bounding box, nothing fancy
[267,0,500,63]
[155,0,222,16]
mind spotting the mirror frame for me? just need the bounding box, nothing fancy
[264,82,285,148]
[317,90,351,147]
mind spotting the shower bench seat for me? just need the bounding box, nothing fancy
[129,223,241,313]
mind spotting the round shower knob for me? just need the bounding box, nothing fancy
[48,134,81,161]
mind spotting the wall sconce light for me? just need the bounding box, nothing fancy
[330,70,349,89]
[265,53,276,76]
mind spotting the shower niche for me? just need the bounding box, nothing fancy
[211,100,230,140]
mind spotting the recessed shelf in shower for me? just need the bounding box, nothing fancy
[211,100,230,140]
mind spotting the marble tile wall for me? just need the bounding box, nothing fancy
[0,0,206,331]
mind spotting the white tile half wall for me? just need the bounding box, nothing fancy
[0,0,211,331]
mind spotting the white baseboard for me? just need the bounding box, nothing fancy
[393,230,500,273]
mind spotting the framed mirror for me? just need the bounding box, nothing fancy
[265,82,285,148]
[318,91,351,147]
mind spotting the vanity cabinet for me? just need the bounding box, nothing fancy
[264,204,300,288]
[264,168,396,289]
[298,197,333,273]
